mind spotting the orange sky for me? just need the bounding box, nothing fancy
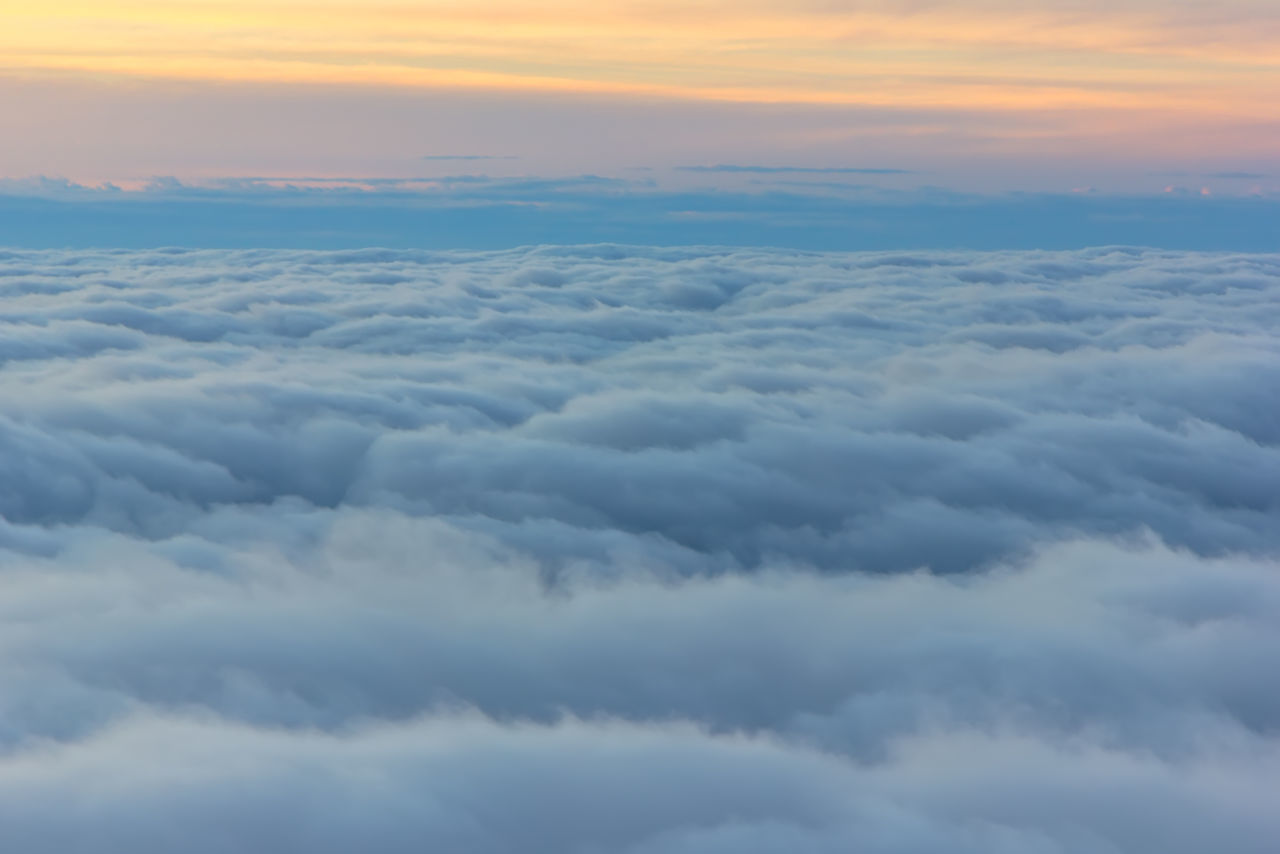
[4,1,1277,112]
[1,1,1276,188]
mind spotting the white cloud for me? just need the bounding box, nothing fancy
[0,245,1278,851]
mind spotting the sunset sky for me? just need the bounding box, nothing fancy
[3,0,1277,193]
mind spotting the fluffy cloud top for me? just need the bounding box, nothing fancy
[0,245,1278,852]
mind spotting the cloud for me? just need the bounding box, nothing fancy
[1150,171,1270,181]
[3,182,1279,250]
[0,245,1278,851]
[678,165,915,175]
[0,521,1278,852]
[1208,171,1269,180]
[422,155,520,161]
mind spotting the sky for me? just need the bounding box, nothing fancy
[1,0,1278,248]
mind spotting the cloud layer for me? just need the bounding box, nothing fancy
[1,245,1278,851]
[5,179,1279,251]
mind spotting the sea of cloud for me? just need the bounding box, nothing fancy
[1,244,1278,852]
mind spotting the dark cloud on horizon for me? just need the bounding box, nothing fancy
[2,181,1278,250]
[0,245,1278,851]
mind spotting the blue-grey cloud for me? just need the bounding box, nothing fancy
[0,245,1278,852]
[2,179,1277,250]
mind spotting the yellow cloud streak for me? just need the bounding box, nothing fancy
[13,2,1279,58]
[2,1,1276,115]
[14,52,1268,119]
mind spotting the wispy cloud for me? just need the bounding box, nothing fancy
[4,2,1276,116]
[1209,171,1269,180]
[679,164,914,175]
[422,155,519,161]
[1151,170,1270,180]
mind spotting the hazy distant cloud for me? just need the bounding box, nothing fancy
[422,154,519,161]
[3,179,1278,250]
[1209,171,1269,180]
[0,245,1278,851]
[679,164,914,175]
[1150,170,1269,180]
[0,176,124,198]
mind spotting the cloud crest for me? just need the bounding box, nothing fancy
[0,245,1278,851]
